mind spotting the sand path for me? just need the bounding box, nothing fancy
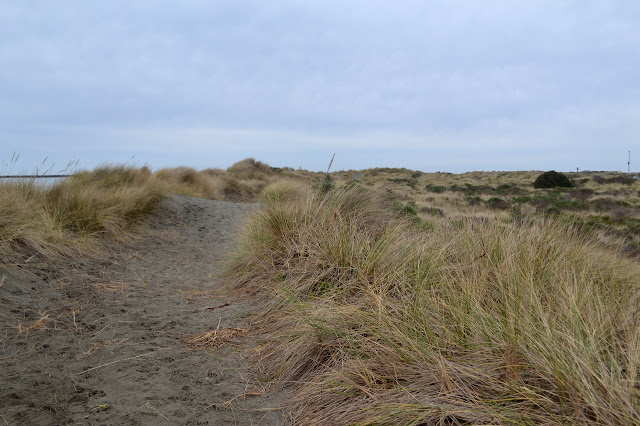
[0,195,287,425]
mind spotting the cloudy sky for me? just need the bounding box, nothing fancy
[1,1,639,173]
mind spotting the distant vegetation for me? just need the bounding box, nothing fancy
[329,168,640,259]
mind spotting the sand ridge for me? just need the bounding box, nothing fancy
[0,195,287,425]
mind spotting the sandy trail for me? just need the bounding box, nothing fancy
[1,195,287,425]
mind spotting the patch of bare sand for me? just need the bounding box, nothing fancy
[0,195,289,425]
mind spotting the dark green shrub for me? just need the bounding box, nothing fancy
[543,206,561,215]
[533,171,573,189]
[495,184,522,194]
[514,196,533,203]
[391,201,420,223]
[466,196,483,206]
[425,184,445,193]
[486,197,509,210]
[450,183,494,195]
[553,199,586,210]
[388,178,417,189]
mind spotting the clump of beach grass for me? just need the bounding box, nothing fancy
[0,165,165,260]
[227,158,273,180]
[155,166,226,200]
[0,159,303,261]
[156,159,288,201]
[226,186,640,424]
[258,180,310,204]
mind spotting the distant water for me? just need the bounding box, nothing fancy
[1,176,68,187]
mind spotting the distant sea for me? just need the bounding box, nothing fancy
[0,176,68,187]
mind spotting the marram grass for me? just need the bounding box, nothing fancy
[225,186,640,425]
[0,159,305,261]
[0,165,164,259]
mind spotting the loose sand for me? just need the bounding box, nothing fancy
[0,195,288,425]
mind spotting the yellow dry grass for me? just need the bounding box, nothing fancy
[328,168,640,255]
[77,337,130,359]
[0,159,306,261]
[17,311,51,335]
[0,165,166,261]
[185,328,245,350]
[226,185,640,424]
[155,166,225,200]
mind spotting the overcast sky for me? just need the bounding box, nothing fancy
[1,1,639,173]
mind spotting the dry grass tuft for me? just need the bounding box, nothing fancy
[258,180,310,204]
[1,165,165,261]
[226,186,640,425]
[1,159,305,262]
[156,160,297,201]
[155,167,225,200]
[227,158,273,180]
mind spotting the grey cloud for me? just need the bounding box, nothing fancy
[1,1,639,171]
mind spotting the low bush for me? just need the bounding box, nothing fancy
[387,178,417,189]
[425,184,445,193]
[513,195,533,203]
[485,196,509,209]
[495,183,524,194]
[533,170,573,188]
[450,183,495,195]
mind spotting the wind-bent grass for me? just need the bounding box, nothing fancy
[226,186,640,424]
[0,159,304,261]
[155,166,226,200]
[258,180,311,204]
[0,165,165,260]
